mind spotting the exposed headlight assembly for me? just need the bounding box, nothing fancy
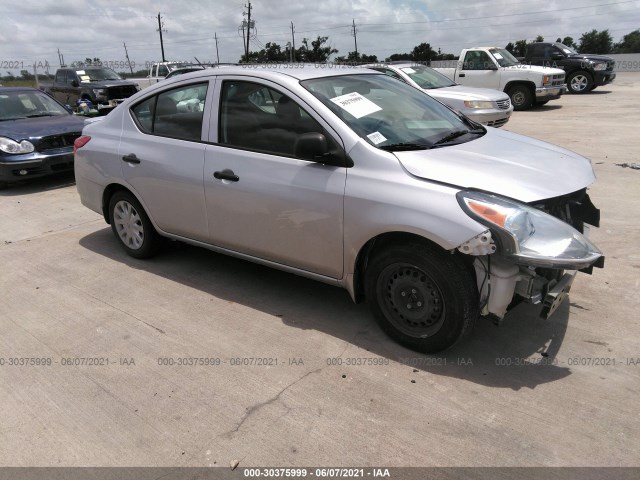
[456,190,603,270]
[0,136,35,154]
[593,63,607,71]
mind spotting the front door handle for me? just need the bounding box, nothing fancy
[122,153,140,164]
[213,169,239,182]
[458,73,466,77]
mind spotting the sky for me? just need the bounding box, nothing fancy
[1,0,638,75]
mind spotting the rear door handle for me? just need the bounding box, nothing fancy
[213,169,239,182]
[458,73,466,77]
[122,154,140,164]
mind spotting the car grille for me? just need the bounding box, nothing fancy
[530,188,600,233]
[35,133,81,152]
[107,85,138,100]
[485,117,509,127]
[551,74,565,86]
[496,98,511,110]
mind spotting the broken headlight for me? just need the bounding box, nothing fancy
[456,190,603,270]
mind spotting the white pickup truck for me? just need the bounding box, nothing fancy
[434,47,566,110]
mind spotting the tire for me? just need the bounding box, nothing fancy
[507,85,533,110]
[108,191,161,259]
[567,71,593,94]
[365,242,478,353]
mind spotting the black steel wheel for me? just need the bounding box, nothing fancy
[365,242,478,353]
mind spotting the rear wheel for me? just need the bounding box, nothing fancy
[507,85,533,110]
[108,191,161,259]
[365,243,478,353]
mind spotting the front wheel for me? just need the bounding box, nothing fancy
[365,243,478,353]
[507,85,533,110]
[108,191,161,259]
[567,71,593,94]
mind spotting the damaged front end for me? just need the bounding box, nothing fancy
[455,188,604,322]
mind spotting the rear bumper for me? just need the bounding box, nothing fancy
[0,149,74,183]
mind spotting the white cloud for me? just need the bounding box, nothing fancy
[1,0,638,74]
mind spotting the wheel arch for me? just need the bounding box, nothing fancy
[101,183,140,224]
[349,231,475,304]
[504,80,536,97]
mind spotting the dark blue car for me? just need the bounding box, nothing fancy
[0,87,85,188]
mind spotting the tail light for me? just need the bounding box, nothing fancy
[74,136,91,155]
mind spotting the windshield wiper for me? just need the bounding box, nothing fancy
[25,113,57,118]
[379,143,429,152]
[430,129,483,148]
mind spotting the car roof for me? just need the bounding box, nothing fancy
[169,64,380,82]
[0,86,41,93]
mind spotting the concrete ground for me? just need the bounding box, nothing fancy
[0,73,638,468]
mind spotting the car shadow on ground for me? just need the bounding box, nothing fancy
[0,172,75,196]
[80,229,572,390]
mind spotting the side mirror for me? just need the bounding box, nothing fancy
[295,132,329,161]
[71,80,79,87]
[294,132,345,166]
[551,53,564,60]
[488,63,499,71]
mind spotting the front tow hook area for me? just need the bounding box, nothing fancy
[540,271,577,319]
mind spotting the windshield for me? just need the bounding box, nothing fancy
[399,65,456,89]
[301,74,483,150]
[488,48,521,67]
[78,68,122,81]
[0,90,69,121]
[556,43,578,55]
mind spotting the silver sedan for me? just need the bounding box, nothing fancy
[75,66,603,353]
[366,63,513,127]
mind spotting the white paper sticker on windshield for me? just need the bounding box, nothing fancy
[79,75,91,82]
[401,67,416,74]
[76,70,86,75]
[367,131,387,144]
[493,52,503,60]
[330,92,382,119]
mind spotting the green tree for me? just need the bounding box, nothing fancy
[505,42,515,54]
[412,42,436,62]
[386,52,412,61]
[614,29,640,53]
[296,36,338,62]
[513,40,528,57]
[578,29,613,54]
[561,36,577,49]
[535,35,544,42]
[20,70,34,80]
[334,51,378,63]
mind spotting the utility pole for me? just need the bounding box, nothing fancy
[57,48,65,67]
[123,42,134,75]
[245,2,252,60]
[214,33,220,64]
[239,2,255,61]
[291,21,296,61]
[157,12,166,62]
[352,19,358,60]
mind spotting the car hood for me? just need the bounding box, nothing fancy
[428,85,509,102]
[567,53,614,63]
[505,64,565,75]
[393,128,595,203]
[0,114,85,141]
